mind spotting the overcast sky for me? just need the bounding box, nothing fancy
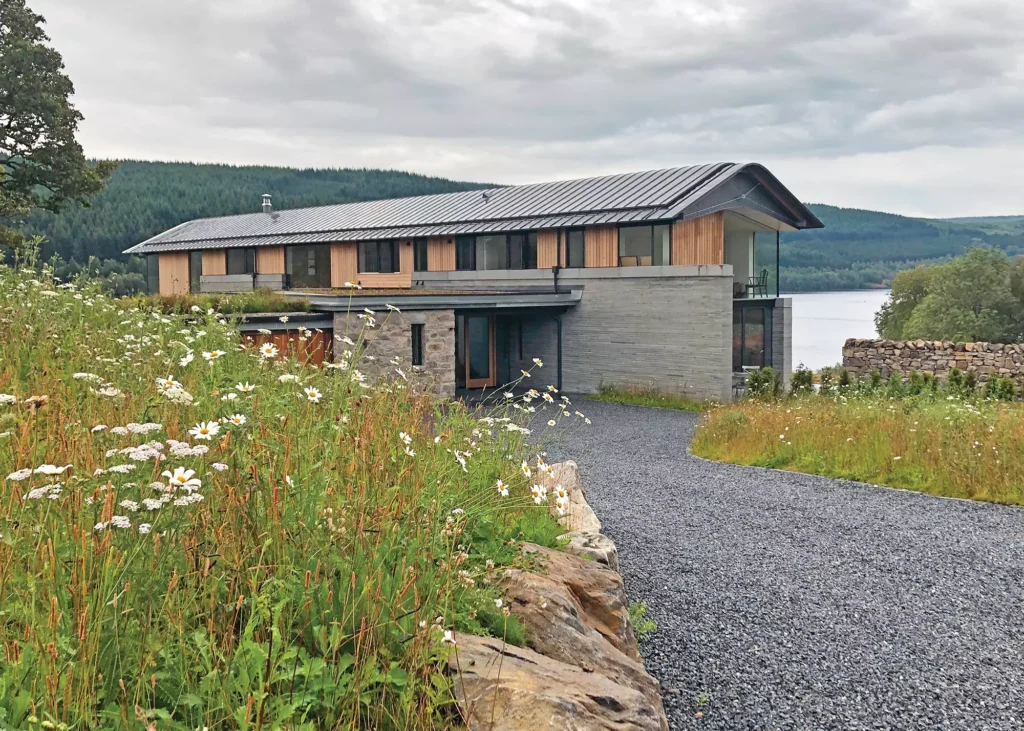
[29,0,1024,217]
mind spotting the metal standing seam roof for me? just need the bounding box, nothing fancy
[125,162,821,254]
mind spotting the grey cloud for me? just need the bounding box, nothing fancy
[26,0,1024,215]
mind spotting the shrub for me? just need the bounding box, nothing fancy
[836,367,852,390]
[791,364,814,394]
[907,371,925,396]
[946,367,966,397]
[965,370,979,393]
[985,375,1017,402]
[886,372,906,398]
[818,367,836,397]
[745,367,782,400]
[869,369,883,391]
[629,601,657,644]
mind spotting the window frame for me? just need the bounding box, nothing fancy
[564,228,586,268]
[617,223,671,267]
[226,247,256,276]
[733,302,774,371]
[358,240,401,274]
[455,235,476,271]
[413,237,429,272]
[454,233,538,271]
[411,323,425,366]
[189,251,203,292]
[285,244,332,288]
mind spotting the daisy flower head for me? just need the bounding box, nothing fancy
[399,431,413,446]
[162,466,201,491]
[520,370,531,378]
[542,392,554,403]
[532,358,543,367]
[520,460,532,479]
[304,387,322,403]
[156,375,181,393]
[496,479,509,497]
[404,446,416,457]
[227,413,247,426]
[530,484,548,504]
[279,315,289,323]
[547,419,556,426]
[202,350,225,362]
[259,342,278,359]
[188,421,220,440]
[179,351,195,367]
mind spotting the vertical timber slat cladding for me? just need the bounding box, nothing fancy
[158,252,190,294]
[584,226,617,267]
[427,236,456,271]
[537,230,559,269]
[242,329,332,366]
[331,243,358,287]
[202,249,227,276]
[256,246,285,274]
[672,211,725,265]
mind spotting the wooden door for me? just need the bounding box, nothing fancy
[463,315,496,388]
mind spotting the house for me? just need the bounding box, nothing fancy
[126,163,822,399]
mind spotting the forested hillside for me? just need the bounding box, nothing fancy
[7,160,1024,293]
[15,160,489,263]
[780,206,1024,291]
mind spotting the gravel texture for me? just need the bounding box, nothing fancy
[545,400,1024,730]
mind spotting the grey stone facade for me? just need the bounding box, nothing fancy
[843,338,1024,389]
[418,267,738,401]
[332,309,456,397]
[771,298,793,392]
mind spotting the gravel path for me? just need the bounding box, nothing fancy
[545,400,1024,730]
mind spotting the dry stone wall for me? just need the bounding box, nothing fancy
[843,338,1024,387]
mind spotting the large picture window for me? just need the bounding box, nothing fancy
[286,245,331,288]
[456,236,475,271]
[510,233,537,269]
[618,224,670,267]
[565,229,585,268]
[227,248,256,275]
[455,233,539,271]
[475,235,507,270]
[358,241,400,273]
[189,251,203,292]
[733,304,773,371]
[146,255,160,294]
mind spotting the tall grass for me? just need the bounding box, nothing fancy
[692,395,1024,505]
[131,289,314,315]
[0,263,584,729]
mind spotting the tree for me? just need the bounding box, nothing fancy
[875,265,934,339]
[902,247,1021,343]
[0,0,115,252]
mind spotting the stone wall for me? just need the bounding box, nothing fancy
[843,338,1024,387]
[332,309,455,396]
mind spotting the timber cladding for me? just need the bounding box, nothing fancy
[158,252,190,295]
[202,250,226,276]
[537,230,559,269]
[672,212,724,266]
[256,246,285,274]
[584,226,617,268]
[427,236,456,272]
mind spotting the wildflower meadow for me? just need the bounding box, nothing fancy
[693,368,1024,505]
[0,262,585,730]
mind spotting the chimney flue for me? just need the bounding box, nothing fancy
[261,194,272,214]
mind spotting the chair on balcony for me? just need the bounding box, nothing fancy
[746,269,769,298]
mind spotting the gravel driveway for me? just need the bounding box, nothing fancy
[545,400,1024,730]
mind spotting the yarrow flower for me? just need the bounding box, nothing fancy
[188,421,220,440]
[279,374,300,383]
[211,462,229,472]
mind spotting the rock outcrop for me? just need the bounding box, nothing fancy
[450,462,668,730]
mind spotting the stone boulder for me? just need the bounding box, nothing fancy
[538,460,602,534]
[563,531,620,571]
[450,634,667,731]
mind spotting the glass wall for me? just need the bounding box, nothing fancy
[475,235,507,270]
[456,236,475,271]
[413,238,428,272]
[227,248,256,275]
[733,304,773,371]
[565,229,585,268]
[618,224,670,267]
[455,233,539,271]
[146,255,160,294]
[358,241,399,273]
[753,231,780,297]
[286,245,331,288]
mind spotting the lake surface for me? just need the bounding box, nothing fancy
[787,289,890,371]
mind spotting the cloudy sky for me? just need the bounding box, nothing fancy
[30,0,1024,217]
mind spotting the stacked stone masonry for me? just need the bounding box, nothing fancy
[332,310,456,397]
[843,338,1024,387]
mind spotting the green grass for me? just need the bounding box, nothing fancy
[588,383,707,413]
[0,261,588,729]
[693,393,1024,505]
[130,288,314,315]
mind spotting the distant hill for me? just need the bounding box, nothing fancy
[10,160,1024,292]
[779,205,1024,291]
[16,160,491,263]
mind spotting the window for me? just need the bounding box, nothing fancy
[227,248,256,275]
[189,251,203,292]
[475,234,507,270]
[733,305,773,371]
[456,236,475,271]
[565,229,585,268]
[411,323,424,366]
[358,241,400,273]
[618,224,670,267]
[510,233,537,269]
[286,245,331,288]
[414,238,429,272]
[146,255,160,294]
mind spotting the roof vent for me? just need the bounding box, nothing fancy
[261,194,272,215]
[481,191,491,202]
